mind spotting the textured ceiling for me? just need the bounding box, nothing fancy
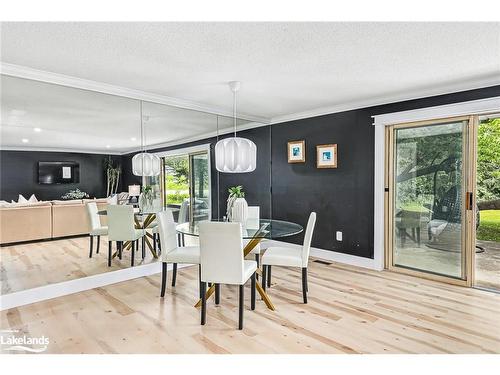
[1,22,500,152]
[2,22,499,120]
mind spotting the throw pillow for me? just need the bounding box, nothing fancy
[17,194,28,203]
[107,195,118,205]
[28,194,38,203]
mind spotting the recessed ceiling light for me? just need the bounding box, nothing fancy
[130,137,137,141]
[21,138,29,143]
[106,145,111,149]
[33,127,42,132]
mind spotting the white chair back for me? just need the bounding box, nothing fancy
[107,205,138,241]
[85,202,101,231]
[199,222,244,284]
[157,210,179,260]
[178,199,189,223]
[246,206,260,229]
[301,212,317,267]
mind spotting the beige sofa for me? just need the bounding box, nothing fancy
[0,199,108,245]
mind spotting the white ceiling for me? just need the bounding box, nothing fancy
[0,75,247,153]
[1,22,500,152]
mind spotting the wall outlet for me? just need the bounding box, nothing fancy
[336,231,343,241]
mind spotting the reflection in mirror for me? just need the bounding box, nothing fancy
[137,102,222,248]
[0,75,271,300]
[0,75,145,295]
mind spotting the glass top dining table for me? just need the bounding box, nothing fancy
[177,218,303,311]
[176,218,303,240]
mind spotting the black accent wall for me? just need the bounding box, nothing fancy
[103,85,500,259]
[0,150,122,201]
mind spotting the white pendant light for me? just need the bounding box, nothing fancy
[132,102,161,176]
[215,81,257,173]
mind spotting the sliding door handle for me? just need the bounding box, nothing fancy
[465,192,473,210]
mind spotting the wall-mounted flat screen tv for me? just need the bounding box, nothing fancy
[38,162,80,184]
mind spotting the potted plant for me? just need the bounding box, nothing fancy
[140,185,154,210]
[226,185,248,223]
[103,156,121,197]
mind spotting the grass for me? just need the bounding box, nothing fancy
[477,210,500,242]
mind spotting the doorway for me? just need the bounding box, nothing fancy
[385,114,500,290]
[385,117,473,285]
[159,145,211,226]
[474,115,500,291]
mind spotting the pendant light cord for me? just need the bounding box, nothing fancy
[233,89,237,137]
[140,101,145,154]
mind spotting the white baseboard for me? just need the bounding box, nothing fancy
[0,262,190,311]
[264,240,383,271]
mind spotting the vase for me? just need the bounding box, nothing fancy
[230,198,248,224]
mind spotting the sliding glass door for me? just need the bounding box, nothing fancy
[386,118,473,283]
[161,148,210,225]
[474,115,500,291]
[189,152,210,224]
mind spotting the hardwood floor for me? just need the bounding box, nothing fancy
[1,258,499,354]
[1,236,158,294]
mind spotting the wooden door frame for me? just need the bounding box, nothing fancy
[384,115,476,286]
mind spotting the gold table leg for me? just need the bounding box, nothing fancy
[132,213,158,259]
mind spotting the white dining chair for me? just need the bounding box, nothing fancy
[199,221,257,330]
[157,210,201,298]
[261,212,316,303]
[107,205,145,267]
[85,202,108,258]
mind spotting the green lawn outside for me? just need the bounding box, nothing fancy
[477,210,500,242]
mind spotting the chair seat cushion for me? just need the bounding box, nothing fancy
[90,226,108,236]
[242,260,258,284]
[131,229,145,240]
[165,246,200,264]
[262,246,303,267]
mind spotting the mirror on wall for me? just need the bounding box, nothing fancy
[0,75,143,295]
[0,74,271,299]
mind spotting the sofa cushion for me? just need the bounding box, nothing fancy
[83,198,108,204]
[2,201,52,208]
[0,203,52,244]
[51,199,83,205]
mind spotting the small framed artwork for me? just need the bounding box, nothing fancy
[288,140,305,163]
[316,144,337,168]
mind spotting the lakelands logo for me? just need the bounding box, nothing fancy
[0,330,49,353]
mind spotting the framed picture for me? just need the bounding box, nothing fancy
[316,144,337,168]
[287,140,305,163]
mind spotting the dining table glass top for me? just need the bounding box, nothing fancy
[176,218,303,240]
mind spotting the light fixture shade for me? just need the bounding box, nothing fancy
[132,152,161,176]
[215,137,257,173]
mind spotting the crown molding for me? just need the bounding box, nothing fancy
[2,62,499,151]
[0,63,271,124]
[0,146,122,155]
[372,96,500,126]
[124,120,270,154]
[270,75,500,125]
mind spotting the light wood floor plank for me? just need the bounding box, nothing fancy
[1,258,499,354]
